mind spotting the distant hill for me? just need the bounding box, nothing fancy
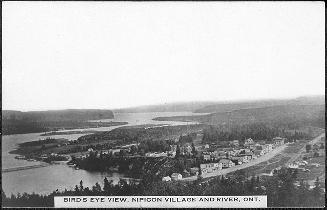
[113,95,324,114]
[193,95,325,113]
[154,104,325,128]
[113,101,217,113]
[2,109,114,121]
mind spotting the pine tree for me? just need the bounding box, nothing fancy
[92,182,102,195]
[312,177,322,205]
[2,188,7,204]
[103,177,112,195]
[191,143,197,157]
[74,185,79,194]
[79,180,84,191]
[175,145,181,158]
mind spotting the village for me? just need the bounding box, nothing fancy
[65,132,290,181]
[159,135,287,181]
[34,128,324,186]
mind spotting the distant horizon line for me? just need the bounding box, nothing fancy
[2,94,324,112]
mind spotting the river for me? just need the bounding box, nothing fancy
[2,112,203,195]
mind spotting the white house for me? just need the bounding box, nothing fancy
[245,138,255,145]
[162,176,171,182]
[190,167,200,175]
[219,159,235,168]
[203,154,211,161]
[200,162,222,174]
[266,144,274,152]
[253,150,264,158]
[171,173,183,181]
[231,140,240,147]
[288,163,299,169]
[273,137,285,146]
[231,156,245,165]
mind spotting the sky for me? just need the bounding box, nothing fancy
[2,2,325,111]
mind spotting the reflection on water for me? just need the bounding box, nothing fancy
[3,164,129,195]
[2,112,203,195]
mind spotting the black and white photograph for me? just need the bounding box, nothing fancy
[1,1,325,208]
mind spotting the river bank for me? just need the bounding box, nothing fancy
[2,112,205,195]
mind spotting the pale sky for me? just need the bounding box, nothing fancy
[2,1,325,111]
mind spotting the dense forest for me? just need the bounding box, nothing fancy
[77,124,206,144]
[72,152,196,179]
[201,123,312,143]
[2,109,116,135]
[193,95,324,113]
[2,109,114,121]
[2,120,127,135]
[2,168,324,207]
[154,104,325,129]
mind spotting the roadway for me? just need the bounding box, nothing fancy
[182,144,288,181]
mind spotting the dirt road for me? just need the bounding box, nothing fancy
[286,132,325,165]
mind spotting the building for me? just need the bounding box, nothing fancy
[287,162,299,169]
[253,150,264,157]
[190,167,200,176]
[167,151,176,158]
[171,173,182,181]
[231,156,245,165]
[265,144,274,152]
[170,145,177,152]
[313,144,320,151]
[224,148,236,157]
[145,152,168,157]
[231,140,240,147]
[214,150,227,159]
[273,137,285,146]
[200,162,222,174]
[245,138,255,145]
[181,145,192,155]
[203,154,211,161]
[182,169,191,177]
[237,152,253,162]
[219,159,235,168]
[162,176,171,182]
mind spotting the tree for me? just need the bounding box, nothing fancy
[74,185,79,193]
[103,177,112,195]
[175,145,181,158]
[312,177,323,206]
[79,180,84,191]
[130,145,138,154]
[191,143,197,157]
[92,182,102,195]
[319,143,324,149]
[2,188,6,203]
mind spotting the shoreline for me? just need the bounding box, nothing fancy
[2,121,128,136]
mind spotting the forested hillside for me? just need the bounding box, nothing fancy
[2,109,115,135]
[154,104,325,129]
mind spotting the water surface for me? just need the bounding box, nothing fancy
[2,112,203,195]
